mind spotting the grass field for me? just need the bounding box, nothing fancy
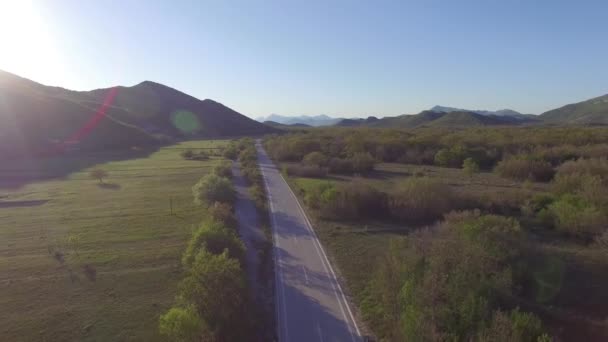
[0,140,227,341]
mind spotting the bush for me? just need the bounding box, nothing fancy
[555,157,608,179]
[208,202,237,230]
[182,219,245,267]
[434,146,467,168]
[181,149,195,160]
[241,164,262,185]
[478,309,547,342]
[351,152,376,174]
[302,151,328,168]
[494,157,555,182]
[318,182,388,220]
[388,177,454,224]
[213,161,233,178]
[285,164,328,178]
[192,174,235,206]
[159,305,205,342]
[548,194,607,237]
[223,143,239,160]
[89,169,108,183]
[462,157,480,177]
[328,158,354,174]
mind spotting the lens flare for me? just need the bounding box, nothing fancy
[171,110,200,134]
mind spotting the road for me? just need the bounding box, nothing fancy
[256,141,361,342]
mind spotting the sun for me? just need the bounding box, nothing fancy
[0,0,61,82]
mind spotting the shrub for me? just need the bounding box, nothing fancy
[191,151,209,161]
[181,149,195,160]
[182,219,245,267]
[208,202,237,230]
[302,151,328,168]
[89,169,108,183]
[213,161,233,178]
[159,305,205,342]
[328,158,354,174]
[478,309,546,342]
[494,156,555,182]
[351,152,376,174]
[548,194,607,237]
[238,147,258,167]
[223,144,239,160]
[285,164,328,178]
[319,182,388,220]
[462,157,480,177]
[555,157,608,180]
[434,146,466,168]
[242,165,261,185]
[192,174,235,206]
[388,177,454,224]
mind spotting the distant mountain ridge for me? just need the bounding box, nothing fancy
[539,93,608,125]
[256,114,343,127]
[430,105,531,118]
[0,69,277,157]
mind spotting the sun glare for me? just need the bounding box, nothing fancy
[0,0,62,82]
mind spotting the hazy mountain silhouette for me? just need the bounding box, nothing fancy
[0,70,277,157]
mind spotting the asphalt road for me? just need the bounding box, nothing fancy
[256,141,361,342]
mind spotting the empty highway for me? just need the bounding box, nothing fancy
[256,141,361,342]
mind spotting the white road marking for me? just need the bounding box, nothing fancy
[279,172,362,341]
[317,322,325,342]
[303,265,309,284]
[261,164,290,342]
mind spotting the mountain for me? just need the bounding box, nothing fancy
[0,70,277,157]
[539,93,608,125]
[335,116,380,127]
[256,114,342,127]
[361,110,537,129]
[263,121,311,129]
[430,105,532,119]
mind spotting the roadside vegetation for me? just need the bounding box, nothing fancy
[160,154,252,341]
[265,126,608,341]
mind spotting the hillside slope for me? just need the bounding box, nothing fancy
[0,71,157,157]
[0,70,278,156]
[86,81,278,137]
[540,94,608,124]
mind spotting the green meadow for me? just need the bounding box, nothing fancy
[0,140,227,341]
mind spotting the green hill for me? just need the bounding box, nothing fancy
[540,93,608,124]
[363,110,533,128]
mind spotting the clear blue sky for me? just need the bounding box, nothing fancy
[1,0,607,117]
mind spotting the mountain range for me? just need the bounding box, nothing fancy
[0,69,277,157]
[1,68,606,158]
[255,114,344,127]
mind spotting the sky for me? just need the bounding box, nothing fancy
[0,0,607,118]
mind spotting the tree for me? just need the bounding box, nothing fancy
[90,169,108,183]
[192,174,235,206]
[159,305,205,342]
[181,149,194,160]
[179,250,246,340]
[182,219,245,267]
[302,151,328,168]
[463,157,480,178]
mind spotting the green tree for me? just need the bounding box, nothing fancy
[182,219,245,267]
[192,174,235,206]
[179,250,246,340]
[159,305,205,342]
[302,151,328,168]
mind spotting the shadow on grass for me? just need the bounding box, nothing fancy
[0,146,162,190]
[0,199,50,208]
[97,182,121,190]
